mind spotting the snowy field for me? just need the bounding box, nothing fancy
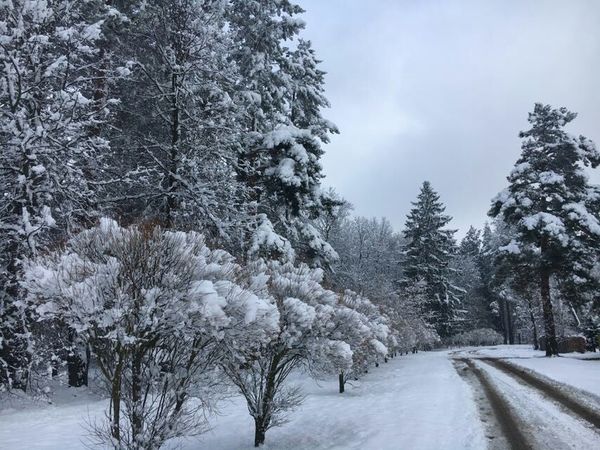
[0,351,486,450]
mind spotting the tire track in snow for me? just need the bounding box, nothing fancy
[474,359,600,450]
[453,358,531,450]
[479,357,600,430]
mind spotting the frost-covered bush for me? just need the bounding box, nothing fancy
[450,328,503,347]
[322,291,390,393]
[343,293,389,359]
[383,282,441,353]
[23,219,278,449]
[221,260,352,447]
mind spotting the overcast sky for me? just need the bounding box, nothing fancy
[297,0,600,238]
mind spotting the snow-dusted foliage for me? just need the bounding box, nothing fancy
[0,0,122,390]
[330,291,391,391]
[221,260,352,447]
[328,215,401,297]
[324,210,442,353]
[248,214,295,263]
[490,104,600,355]
[0,0,348,394]
[387,281,440,352]
[22,219,278,448]
[450,328,503,347]
[450,226,499,334]
[226,0,338,267]
[0,0,539,445]
[108,0,243,238]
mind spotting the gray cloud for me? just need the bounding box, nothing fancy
[298,0,600,237]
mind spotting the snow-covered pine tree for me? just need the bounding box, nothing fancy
[111,0,245,241]
[401,181,461,338]
[478,222,511,342]
[554,182,600,346]
[452,227,483,332]
[226,0,338,267]
[0,0,119,390]
[284,39,337,142]
[459,226,481,257]
[489,103,600,356]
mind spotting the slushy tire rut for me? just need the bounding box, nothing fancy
[479,358,600,430]
[454,358,531,450]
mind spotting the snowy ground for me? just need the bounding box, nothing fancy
[0,351,486,450]
[3,346,600,449]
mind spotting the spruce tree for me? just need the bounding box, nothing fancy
[453,226,497,332]
[227,0,338,266]
[460,226,481,257]
[490,103,600,356]
[402,181,461,337]
[106,0,244,239]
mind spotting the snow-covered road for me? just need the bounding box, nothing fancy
[452,347,600,450]
[474,360,600,450]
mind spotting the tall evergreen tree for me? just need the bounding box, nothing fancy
[107,0,244,242]
[402,181,461,337]
[227,0,338,266]
[459,226,481,256]
[0,0,120,389]
[490,103,600,356]
[452,226,496,332]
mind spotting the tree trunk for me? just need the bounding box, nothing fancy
[507,301,515,345]
[51,356,59,378]
[338,372,345,394]
[165,70,180,227]
[253,353,282,447]
[67,352,87,387]
[67,330,88,387]
[527,298,539,350]
[0,241,30,391]
[254,419,266,447]
[110,350,124,443]
[500,298,508,344]
[130,351,143,443]
[540,269,558,356]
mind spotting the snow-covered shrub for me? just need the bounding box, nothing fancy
[383,282,441,353]
[221,260,352,447]
[325,291,390,393]
[23,219,278,449]
[450,328,503,347]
